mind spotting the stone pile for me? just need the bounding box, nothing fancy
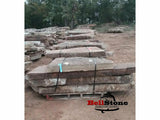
[25,41,45,71]
[26,27,135,98]
[46,28,105,59]
[27,57,135,95]
[25,26,70,47]
[25,26,70,71]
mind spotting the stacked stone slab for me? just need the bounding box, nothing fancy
[25,27,70,47]
[49,41,104,50]
[46,47,106,59]
[46,28,106,59]
[64,34,92,40]
[26,27,135,98]
[25,27,70,72]
[25,33,58,47]
[25,41,45,71]
[27,57,135,95]
[64,29,95,40]
[25,41,45,60]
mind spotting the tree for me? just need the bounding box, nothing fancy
[25,0,135,29]
[120,0,135,23]
[25,0,49,28]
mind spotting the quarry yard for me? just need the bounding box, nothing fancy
[25,29,135,120]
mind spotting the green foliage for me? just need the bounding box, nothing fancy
[25,0,49,28]
[120,0,135,23]
[25,0,135,29]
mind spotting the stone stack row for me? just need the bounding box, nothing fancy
[26,28,135,98]
[25,27,70,47]
[27,57,135,95]
[46,28,106,59]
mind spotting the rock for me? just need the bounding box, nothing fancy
[37,84,132,94]
[46,47,106,58]
[28,74,133,87]
[64,34,94,40]
[107,27,123,33]
[27,57,135,80]
[106,51,114,57]
[51,41,104,50]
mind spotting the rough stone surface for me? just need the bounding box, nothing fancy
[66,29,95,35]
[64,34,94,40]
[29,52,42,61]
[107,27,124,33]
[50,41,104,50]
[28,74,133,87]
[37,83,132,94]
[48,57,113,72]
[46,47,106,58]
[28,78,66,87]
[27,57,135,80]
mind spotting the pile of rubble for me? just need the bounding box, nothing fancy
[25,26,70,71]
[25,26,70,47]
[25,26,135,99]
[25,41,45,71]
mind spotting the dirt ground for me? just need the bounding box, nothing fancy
[25,30,135,120]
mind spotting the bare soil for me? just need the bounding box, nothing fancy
[25,30,135,120]
[95,31,135,63]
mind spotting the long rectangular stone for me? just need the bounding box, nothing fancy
[57,39,100,44]
[66,74,133,85]
[38,84,132,94]
[67,29,95,35]
[25,35,47,41]
[64,34,93,40]
[28,74,133,87]
[28,78,66,87]
[46,47,106,58]
[27,58,135,80]
[51,41,104,50]
[48,57,113,72]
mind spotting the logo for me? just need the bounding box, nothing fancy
[87,92,128,113]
